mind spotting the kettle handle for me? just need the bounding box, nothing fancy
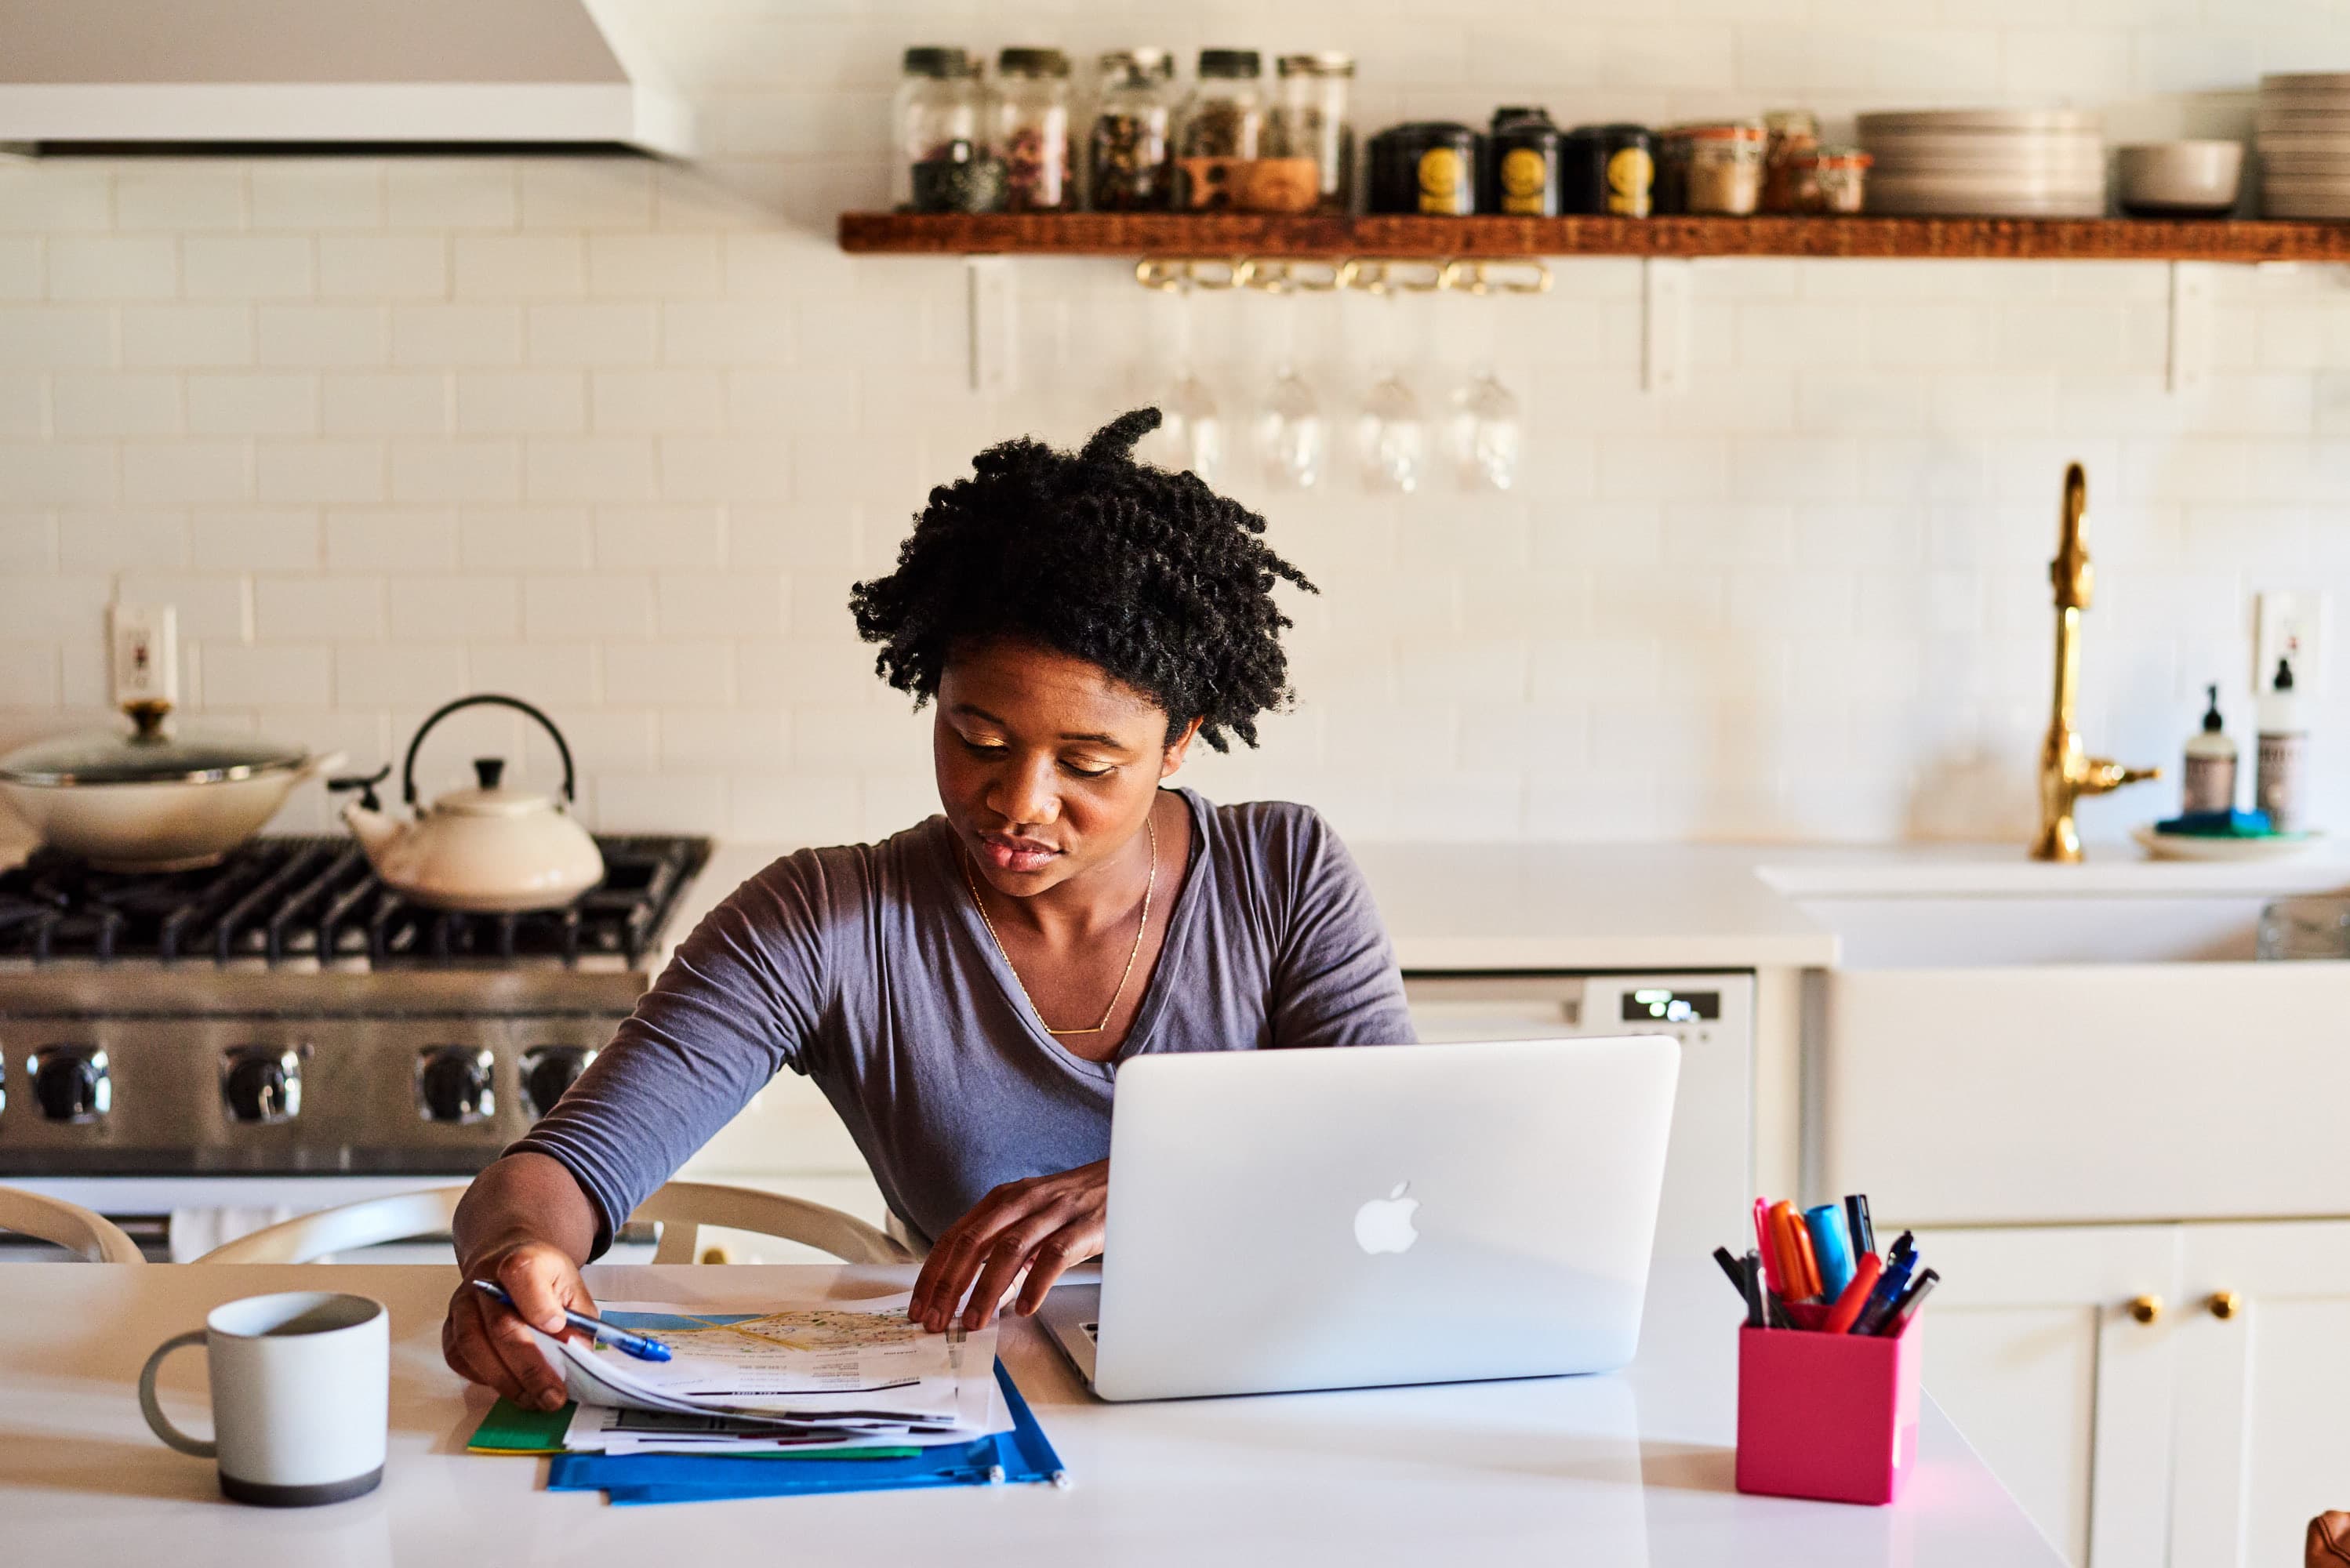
[401,694,578,808]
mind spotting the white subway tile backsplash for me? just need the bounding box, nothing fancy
[3,7,2349,843]
[51,373,181,435]
[46,236,177,300]
[392,304,524,366]
[390,437,520,503]
[0,307,117,367]
[0,445,117,505]
[258,305,386,367]
[58,509,187,572]
[321,372,449,434]
[256,575,386,641]
[256,439,383,504]
[176,372,313,436]
[389,574,518,639]
[202,642,332,706]
[318,236,449,300]
[326,507,456,571]
[184,237,317,300]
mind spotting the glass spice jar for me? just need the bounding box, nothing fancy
[1265,52,1355,213]
[991,46,1075,212]
[895,46,1001,213]
[1760,109,1818,214]
[1088,49,1176,211]
[1175,49,1265,211]
[1801,146,1872,214]
[1685,121,1767,215]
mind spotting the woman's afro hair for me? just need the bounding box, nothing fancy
[848,407,1316,752]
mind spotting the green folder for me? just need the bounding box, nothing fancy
[466,1399,916,1461]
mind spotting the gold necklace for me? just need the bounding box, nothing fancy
[961,811,1157,1036]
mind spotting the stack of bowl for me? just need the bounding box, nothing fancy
[1857,109,2105,216]
[2257,73,2350,219]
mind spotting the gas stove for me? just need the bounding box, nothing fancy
[0,836,710,1233]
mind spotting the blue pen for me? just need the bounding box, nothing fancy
[470,1279,673,1363]
[1803,1203,1856,1301]
[1850,1255,1916,1338]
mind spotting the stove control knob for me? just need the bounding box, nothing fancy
[520,1046,597,1119]
[222,1047,302,1125]
[31,1047,110,1124]
[416,1046,495,1125]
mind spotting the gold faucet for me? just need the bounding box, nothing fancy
[2033,463,2159,862]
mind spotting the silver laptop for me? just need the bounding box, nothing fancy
[1039,1035,1680,1402]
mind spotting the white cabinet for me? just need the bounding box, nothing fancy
[1915,1219,2350,1568]
[1913,1225,2181,1568]
[2167,1220,2350,1568]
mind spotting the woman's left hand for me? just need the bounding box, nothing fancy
[908,1160,1109,1333]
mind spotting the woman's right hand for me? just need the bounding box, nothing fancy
[441,1240,596,1412]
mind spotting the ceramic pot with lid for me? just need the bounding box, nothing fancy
[0,702,342,871]
[335,693,602,913]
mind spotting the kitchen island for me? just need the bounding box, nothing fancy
[0,1258,2058,1566]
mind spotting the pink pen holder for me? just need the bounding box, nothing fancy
[1734,1319,1921,1505]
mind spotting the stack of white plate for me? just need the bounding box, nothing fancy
[2258,73,2350,219]
[1857,109,2105,216]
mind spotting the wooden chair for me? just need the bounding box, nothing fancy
[0,1185,145,1263]
[194,1178,912,1265]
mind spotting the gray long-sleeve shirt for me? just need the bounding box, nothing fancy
[513,789,1416,1251]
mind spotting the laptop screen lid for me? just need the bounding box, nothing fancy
[1089,1034,1679,1402]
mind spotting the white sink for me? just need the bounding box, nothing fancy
[1766,850,2350,1226]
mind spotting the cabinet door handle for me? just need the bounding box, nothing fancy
[2127,1294,2163,1324]
[2207,1290,2241,1321]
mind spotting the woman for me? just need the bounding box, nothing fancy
[443,408,1415,1412]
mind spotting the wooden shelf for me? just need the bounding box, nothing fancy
[839,211,2350,264]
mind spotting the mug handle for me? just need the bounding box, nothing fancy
[137,1331,216,1458]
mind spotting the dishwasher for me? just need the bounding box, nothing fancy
[1401,971,1755,1294]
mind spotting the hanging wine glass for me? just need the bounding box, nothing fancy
[1447,366,1522,492]
[1139,263,1224,483]
[1444,267,1522,492]
[1251,270,1324,491]
[1355,267,1425,493]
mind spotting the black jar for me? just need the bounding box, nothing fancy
[1560,125,1608,214]
[1370,122,1481,215]
[1488,107,1562,217]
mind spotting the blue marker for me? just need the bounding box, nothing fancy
[470,1279,673,1363]
[1803,1203,1856,1301]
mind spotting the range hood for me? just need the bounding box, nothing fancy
[0,0,692,154]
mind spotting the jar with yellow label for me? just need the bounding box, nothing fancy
[1368,122,1482,215]
[1489,107,1562,217]
[1595,124,1654,217]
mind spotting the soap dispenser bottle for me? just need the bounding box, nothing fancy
[2256,657,2308,833]
[2182,684,2237,814]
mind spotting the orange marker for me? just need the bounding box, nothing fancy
[1770,1202,1819,1301]
[1825,1252,1883,1334]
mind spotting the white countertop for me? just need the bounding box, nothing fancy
[0,1260,2058,1566]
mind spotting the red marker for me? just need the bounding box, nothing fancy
[1825,1252,1884,1334]
[1752,1198,1786,1300]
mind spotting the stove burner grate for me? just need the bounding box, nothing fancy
[0,836,708,969]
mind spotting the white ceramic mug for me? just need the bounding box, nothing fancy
[138,1290,389,1507]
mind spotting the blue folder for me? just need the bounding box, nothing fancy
[547,1360,1063,1505]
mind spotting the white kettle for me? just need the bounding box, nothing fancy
[335,694,603,913]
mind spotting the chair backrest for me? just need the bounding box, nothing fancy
[194,1179,915,1266]
[194,1185,467,1265]
[0,1185,144,1263]
[629,1181,914,1265]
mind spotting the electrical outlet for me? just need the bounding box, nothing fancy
[2254,591,2327,696]
[110,603,177,708]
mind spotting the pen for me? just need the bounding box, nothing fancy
[470,1279,674,1363]
[1848,1255,1915,1338]
[1804,1203,1856,1301]
[1876,1269,1940,1335]
[1713,1245,1751,1299]
[1741,1249,1766,1329]
[1887,1229,1915,1265]
[1752,1199,1786,1301]
[1823,1252,1882,1335]
[1843,1193,1875,1258]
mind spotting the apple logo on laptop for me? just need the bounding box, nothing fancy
[1353,1181,1420,1255]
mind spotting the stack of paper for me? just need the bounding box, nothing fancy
[472,1290,1064,1503]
